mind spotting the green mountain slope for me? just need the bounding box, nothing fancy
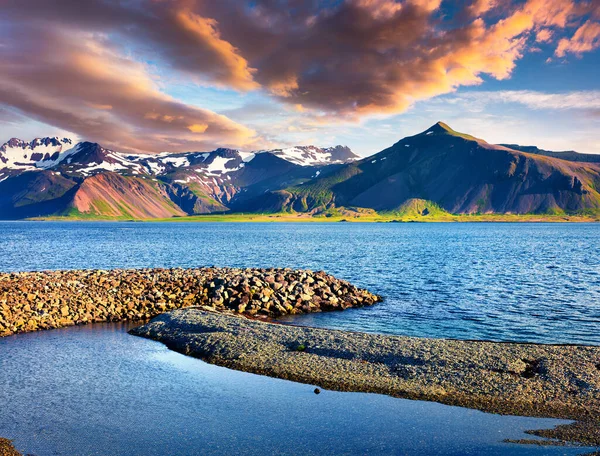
[242,122,600,215]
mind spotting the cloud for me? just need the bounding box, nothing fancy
[169,9,259,90]
[467,0,498,17]
[555,19,600,56]
[195,0,600,118]
[2,0,259,91]
[0,106,26,125]
[2,0,600,151]
[536,28,554,42]
[440,90,600,113]
[0,23,256,153]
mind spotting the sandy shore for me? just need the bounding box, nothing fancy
[131,309,600,447]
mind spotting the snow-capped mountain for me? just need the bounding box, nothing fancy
[257,145,358,166]
[0,138,355,178]
[0,137,75,173]
[125,147,257,180]
[0,137,354,219]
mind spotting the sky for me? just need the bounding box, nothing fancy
[1,0,599,157]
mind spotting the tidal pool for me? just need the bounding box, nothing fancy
[0,323,595,456]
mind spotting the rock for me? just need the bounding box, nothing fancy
[0,437,21,456]
[0,267,382,337]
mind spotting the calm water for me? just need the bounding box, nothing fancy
[0,221,598,344]
[0,324,594,456]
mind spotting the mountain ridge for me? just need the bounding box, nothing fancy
[1,123,600,220]
[0,137,357,219]
[243,122,600,216]
[0,138,358,176]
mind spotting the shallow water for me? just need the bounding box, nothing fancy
[0,221,598,344]
[0,324,595,456]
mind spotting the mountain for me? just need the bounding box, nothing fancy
[243,122,600,216]
[256,145,359,166]
[0,137,74,174]
[1,123,600,219]
[0,138,355,219]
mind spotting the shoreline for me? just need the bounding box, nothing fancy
[21,212,600,223]
[131,309,600,447]
[2,322,597,456]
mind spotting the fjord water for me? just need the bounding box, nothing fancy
[0,323,592,456]
[1,221,599,455]
[1,221,598,344]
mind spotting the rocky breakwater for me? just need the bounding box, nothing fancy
[0,267,382,337]
[0,438,20,456]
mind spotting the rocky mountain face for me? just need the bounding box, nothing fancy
[0,138,356,219]
[1,123,599,219]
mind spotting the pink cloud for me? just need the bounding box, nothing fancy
[0,25,256,153]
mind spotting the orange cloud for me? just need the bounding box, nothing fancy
[555,19,600,57]
[187,123,209,133]
[87,103,114,110]
[233,0,598,118]
[468,0,498,17]
[174,10,259,90]
[180,0,595,120]
[536,29,554,42]
[3,0,260,92]
[2,0,600,140]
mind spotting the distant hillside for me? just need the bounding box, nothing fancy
[500,144,600,163]
[0,137,354,219]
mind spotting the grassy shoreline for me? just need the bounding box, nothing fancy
[26,212,600,223]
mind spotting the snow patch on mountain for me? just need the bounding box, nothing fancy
[239,152,256,162]
[144,161,165,175]
[256,145,357,166]
[0,137,75,170]
[77,161,129,175]
[162,156,190,167]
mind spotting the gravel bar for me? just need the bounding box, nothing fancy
[131,309,600,447]
[0,439,20,456]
